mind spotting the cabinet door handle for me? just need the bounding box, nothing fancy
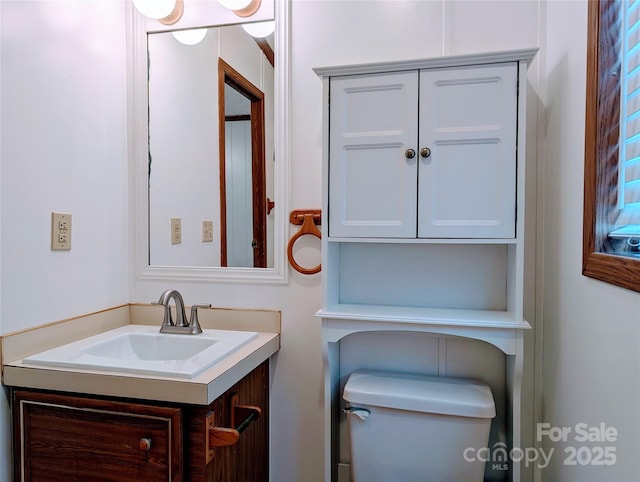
[405,148,416,159]
[139,437,152,451]
[420,147,431,158]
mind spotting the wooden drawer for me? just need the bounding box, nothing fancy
[13,390,182,482]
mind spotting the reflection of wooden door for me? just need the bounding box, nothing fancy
[219,58,267,268]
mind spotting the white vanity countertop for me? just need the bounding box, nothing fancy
[1,304,280,405]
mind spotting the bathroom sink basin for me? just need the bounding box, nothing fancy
[22,325,258,379]
[84,332,217,361]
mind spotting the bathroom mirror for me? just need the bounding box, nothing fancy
[131,1,289,283]
[148,25,273,268]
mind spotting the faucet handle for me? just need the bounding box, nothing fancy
[189,304,211,334]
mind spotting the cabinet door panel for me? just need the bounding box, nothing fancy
[418,63,517,238]
[14,391,182,482]
[329,71,418,238]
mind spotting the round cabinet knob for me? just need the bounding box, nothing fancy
[420,147,432,158]
[139,437,152,451]
[405,148,416,159]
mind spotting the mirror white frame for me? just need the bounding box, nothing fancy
[127,0,290,283]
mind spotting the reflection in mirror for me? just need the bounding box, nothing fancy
[219,59,267,268]
[147,24,274,268]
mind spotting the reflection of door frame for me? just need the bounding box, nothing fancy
[218,58,267,268]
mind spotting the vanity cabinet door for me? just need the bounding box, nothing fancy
[13,390,182,482]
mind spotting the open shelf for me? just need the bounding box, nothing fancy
[317,303,530,329]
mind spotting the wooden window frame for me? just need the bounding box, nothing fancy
[583,0,640,292]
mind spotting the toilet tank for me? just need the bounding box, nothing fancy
[343,370,496,482]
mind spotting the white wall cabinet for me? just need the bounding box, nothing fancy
[329,63,517,239]
[316,48,537,482]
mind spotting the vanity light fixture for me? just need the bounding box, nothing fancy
[134,0,264,26]
[217,0,253,11]
[218,0,263,18]
[241,20,275,38]
[132,0,184,25]
[172,28,208,46]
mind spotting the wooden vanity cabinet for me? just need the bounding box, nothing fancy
[184,360,269,482]
[12,361,269,482]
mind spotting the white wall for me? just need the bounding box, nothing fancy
[1,0,130,330]
[148,28,222,266]
[541,1,640,481]
[0,1,130,480]
[2,1,639,482]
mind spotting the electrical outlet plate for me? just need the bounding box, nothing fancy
[171,217,181,244]
[51,212,72,250]
[202,220,213,242]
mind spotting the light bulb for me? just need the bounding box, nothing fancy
[132,0,177,19]
[217,0,252,10]
[172,29,208,46]
[242,21,275,38]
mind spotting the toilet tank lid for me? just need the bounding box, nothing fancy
[343,370,495,419]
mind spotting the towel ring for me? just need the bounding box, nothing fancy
[287,210,322,275]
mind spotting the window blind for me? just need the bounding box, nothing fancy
[617,0,640,226]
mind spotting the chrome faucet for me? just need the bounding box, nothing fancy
[155,289,210,335]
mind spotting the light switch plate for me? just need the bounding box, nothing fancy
[202,220,213,242]
[171,217,181,244]
[51,212,72,251]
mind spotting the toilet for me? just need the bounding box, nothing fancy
[343,370,496,482]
